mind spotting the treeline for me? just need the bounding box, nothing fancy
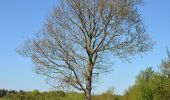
[0,89,82,100]
[0,89,121,100]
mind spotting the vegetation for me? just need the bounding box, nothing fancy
[0,89,122,100]
[17,0,153,99]
[123,50,170,100]
[1,50,170,100]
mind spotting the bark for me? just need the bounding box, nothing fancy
[85,88,91,100]
[85,59,93,100]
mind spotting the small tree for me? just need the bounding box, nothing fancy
[160,48,170,77]
[32,90,40,96]
[0,89,8,97]
[18,0,153,99]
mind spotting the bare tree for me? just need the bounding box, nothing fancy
[18,0,153,100]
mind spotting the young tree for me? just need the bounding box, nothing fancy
[160,48,170,77]
[18,0,153,99]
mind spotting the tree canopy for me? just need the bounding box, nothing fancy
[18,0,153,99]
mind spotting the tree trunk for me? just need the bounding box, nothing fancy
[85,59,93,100]
[85,88,91,100]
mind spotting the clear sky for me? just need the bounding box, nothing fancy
[0,0,170,95]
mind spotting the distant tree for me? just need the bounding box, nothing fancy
[9,90,17,94]
[18,0,153,99]
[0,89,7,97]
[105,87,115,95]
[160,48,170,77]
[32,90,40,96]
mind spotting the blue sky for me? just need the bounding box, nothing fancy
[0,0,170,95]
